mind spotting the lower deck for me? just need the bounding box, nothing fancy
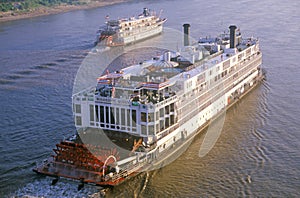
[33,70,265,186]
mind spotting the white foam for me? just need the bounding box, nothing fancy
[12,178,104,198]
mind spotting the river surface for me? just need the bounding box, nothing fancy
[0,0,299,197]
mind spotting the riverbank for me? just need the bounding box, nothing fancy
[0,0,130,23]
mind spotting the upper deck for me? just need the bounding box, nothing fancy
[99,8,166,33]
[74,25,261,140]
[77,27,260,108]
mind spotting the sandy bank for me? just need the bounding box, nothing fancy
[0,0,130,23]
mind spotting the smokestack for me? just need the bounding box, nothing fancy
[229,25,237,48]
[183,24,190,46]
[143,8,149,17]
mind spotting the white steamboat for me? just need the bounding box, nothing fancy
[95,8,166,46]
[71,25,264,185]
[34,24,264,187]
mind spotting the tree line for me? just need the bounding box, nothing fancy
[0,0,85,12]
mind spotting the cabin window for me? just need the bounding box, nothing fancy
[121,108,126,125]
[165,117,170,128]
[165,106,170,114]
[105,106,109,123]
[89,105,94,122]
[148,113,154,122]
[127,109,131,126]
[160,108,164,117]
[246,48,251,56]
[156,123,160,133]
[95,105,99,122]
[148,125,155,135]
[141,112,147,122]
[238,54,243,61]
[170,103,175,112]
[132,110,137,127]
[223,60,230,70]
[76,116,82,126]
[75,104,81,113]
[100,106,104,123]
[116,108,120,125]
[170,115,175,125]
[160,120,164,130]
[141,125,147,135]
[110,107,115,125]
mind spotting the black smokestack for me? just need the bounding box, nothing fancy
[183,24,190,46]
[229,25,237,48]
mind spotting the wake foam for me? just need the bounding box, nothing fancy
[12,178,104,198]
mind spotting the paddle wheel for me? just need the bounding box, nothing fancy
[52,141,120,173]
[33,140,122,186]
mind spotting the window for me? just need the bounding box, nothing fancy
[160,120,164,130]
[148,113,154,122]
[121,108,125,125]
[89,105,94,122]
[156,123,159,133]
[116,108,120,125]
[110,107,115,124]
[141,112,147,122]
[160,108,164,117]
[127,109,131,126]
[141,125,147,135]
[170,103,175,112]
[223,60,230,70]
[165,117,170,128]
[148,125,155,135]
[100,106,104,123]
[132,110,137,127]
[95,105,99,122]
[105,106,109,123]
[170,115,175,125]
[75,104,81,113]
[76,116,82,126]
[165,106,170,114]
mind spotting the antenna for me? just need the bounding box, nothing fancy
[158,9,163,18]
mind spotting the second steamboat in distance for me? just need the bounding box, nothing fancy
[95,8,167,46]
[34,24,265,187]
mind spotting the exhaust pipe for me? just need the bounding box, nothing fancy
[183,24,190,46]
[229,25,237,48]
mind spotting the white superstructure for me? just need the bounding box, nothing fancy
[71,25,263,185]
[95,8,166,46]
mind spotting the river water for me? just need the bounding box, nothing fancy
[0,0,299,197]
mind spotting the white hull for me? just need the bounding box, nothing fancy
[122,25,163,45]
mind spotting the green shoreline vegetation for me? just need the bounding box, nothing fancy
[0,0,129,22]
[0,0,86,12]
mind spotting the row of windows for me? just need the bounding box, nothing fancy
[91,103,176,135]
[94,106,137,128]
[178,54,260,119]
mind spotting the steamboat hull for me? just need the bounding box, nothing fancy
[95,8,166,46]
[34,24,265,187]
[33,72,264,187]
